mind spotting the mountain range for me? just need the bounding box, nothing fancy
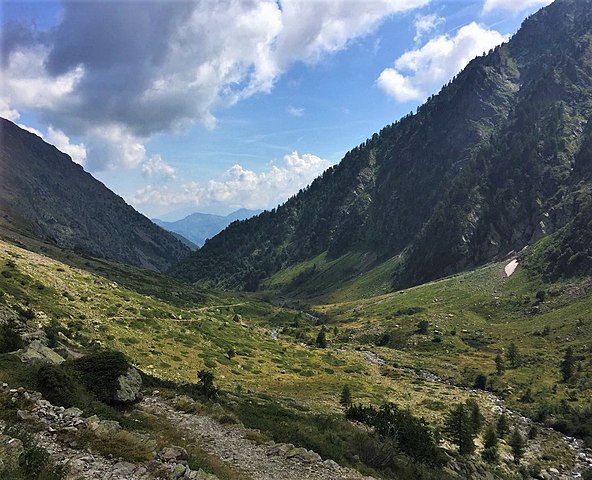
[171,0,592,292]
[0,118,191,271]
[153,208,262,248]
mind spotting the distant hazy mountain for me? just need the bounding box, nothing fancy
[153,208,262,247]
[0,118,191,271]
[171,0,592,290]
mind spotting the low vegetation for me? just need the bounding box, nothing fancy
[0,222,591,478]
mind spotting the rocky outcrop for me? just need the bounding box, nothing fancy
[142,395,376,480]
[0,384,220,480]
[115,367,143,403]
[18,340,65,365]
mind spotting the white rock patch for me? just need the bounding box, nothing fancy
[505,259,519,277]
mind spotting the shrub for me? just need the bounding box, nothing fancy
[43,321,63,348]
[69,350,131,404]
[37,364,77,408]
[352,430,398,468]
[315,328,327,348]
[416,320,429,334]
[197,369,218,399]
[474,373,487,390]
[340,385,352,408]
[75,428,153,462]
[0,321,24,353]
[346,402,442,465]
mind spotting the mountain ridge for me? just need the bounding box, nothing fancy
[153,208,262,247]
[171,0,592,291]
[0,118,191,271]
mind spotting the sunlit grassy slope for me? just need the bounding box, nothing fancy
[0,234,479,423]
[2,224,589,472]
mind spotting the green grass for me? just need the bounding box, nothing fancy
[1,229,590,475]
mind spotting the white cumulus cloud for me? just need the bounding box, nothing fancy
[46,126,87,165]
[85,124,147,170]
[2,0,429,171]
[377,22,508,102]
[13,121,87,166]
[141,155,176,180]
[132,151,331,211]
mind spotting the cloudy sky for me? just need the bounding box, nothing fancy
[1,0,551,220]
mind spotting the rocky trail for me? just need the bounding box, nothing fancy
[141,395,374,480]
[0,383,374,480]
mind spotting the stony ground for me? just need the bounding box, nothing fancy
[141,395,375,480]
[1,384,374,480]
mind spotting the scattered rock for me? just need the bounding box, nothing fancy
[173,463,187,478]
[0,434,24,471]
[114,367,142,403]
[94,419,122,435]
[18,340,65,365]
[160,445,189,463]
[285,446,308,458]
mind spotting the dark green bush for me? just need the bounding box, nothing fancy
[0,321,24,353]
[346,402,442,466]
[37,364,77,408]
[69,350,131,404]
[196,369,218,399]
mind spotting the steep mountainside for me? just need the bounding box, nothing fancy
[154,208,262,247]
[0,118,191,271]
[172,0,592,291]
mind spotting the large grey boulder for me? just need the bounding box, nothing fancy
[18,340,65,365]
[114,367,142,403]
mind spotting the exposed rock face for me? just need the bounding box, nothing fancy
[115,367,142,404]
[0,118,191,272]
[18,340,65,365]
[1,385,221,480]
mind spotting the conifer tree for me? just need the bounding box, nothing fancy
[495,354,505,375]
[315,328,327,348]
[507,343,520,368]
[508,427,526,463]
[445,403,475,455]
[482,424,499,463]
[340,385,352,408]
[466,399,483,435]
[496,412,510,439]
[561,346,575,381]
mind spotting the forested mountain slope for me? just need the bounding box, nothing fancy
[172,0,592,290]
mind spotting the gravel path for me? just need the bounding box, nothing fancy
[34,433,157,480]
[141,395,374,480]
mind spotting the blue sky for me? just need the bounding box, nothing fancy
[1,0,551,220]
